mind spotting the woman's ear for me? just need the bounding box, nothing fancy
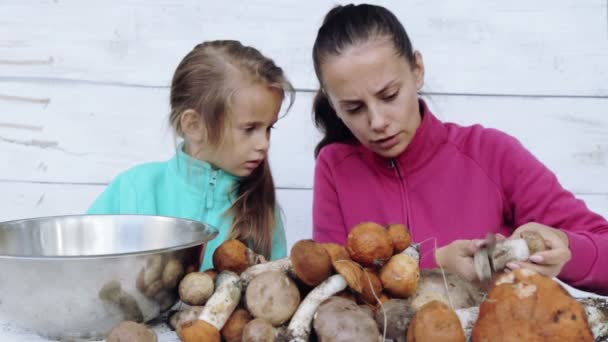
[413,51,425,91]
[180,109,206,143]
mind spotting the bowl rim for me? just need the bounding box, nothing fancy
[0,214,219,260]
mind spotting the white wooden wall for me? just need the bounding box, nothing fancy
[2,0,608,253]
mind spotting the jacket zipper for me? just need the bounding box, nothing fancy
[389,159,413,239]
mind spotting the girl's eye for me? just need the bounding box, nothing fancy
[244,126,255,133]
[346,106,363,114]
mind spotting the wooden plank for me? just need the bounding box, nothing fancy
[1,81,607,193]
[1,0,607,95]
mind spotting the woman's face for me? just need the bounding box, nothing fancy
[320,39,425,158]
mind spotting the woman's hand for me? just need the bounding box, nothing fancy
[434,239,483,282]
[506,222,571,278]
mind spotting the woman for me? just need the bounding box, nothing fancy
[311,3,607,294]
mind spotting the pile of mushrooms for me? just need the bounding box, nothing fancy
[105,222,608,342]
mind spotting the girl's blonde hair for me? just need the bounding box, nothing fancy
[169,40,295,259]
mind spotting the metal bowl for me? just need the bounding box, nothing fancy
[0,214,218,340]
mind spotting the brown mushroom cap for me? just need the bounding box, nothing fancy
[406,300,465,342]
[386,223,412,254]
[313,296,381,342]
[245,271,301,326]
[242,318,277,342]
[213,239,256,274]
[222,308,254,342]
[178,272,214,306]
[179,319,221,342]
[379,254,420,298]
[521,230,547,255]
[290,239,333,286]
[346,222,394,268]
[472,269,594,341]
[359,268,384,305]
[322,242,351,264]
[106,321,157,342]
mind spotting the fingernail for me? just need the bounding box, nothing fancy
[507,262,520,269]
[530,255,543,263]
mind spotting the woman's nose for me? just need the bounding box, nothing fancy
[369,106,388,132]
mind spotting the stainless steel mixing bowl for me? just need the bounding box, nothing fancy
[0,214,218,340]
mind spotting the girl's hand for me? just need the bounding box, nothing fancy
[434,239,483,282]
[506,222,571,278]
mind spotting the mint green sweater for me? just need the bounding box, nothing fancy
[87,145,287,270]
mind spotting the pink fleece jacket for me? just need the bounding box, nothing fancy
[313,100,608,295]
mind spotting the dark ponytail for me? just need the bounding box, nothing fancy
[313,90,355,157]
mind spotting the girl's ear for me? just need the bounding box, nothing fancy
[180,109,206,143]
[412,50,425,91]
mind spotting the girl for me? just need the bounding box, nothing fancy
[311,4,608,294]
[88,40,294,270]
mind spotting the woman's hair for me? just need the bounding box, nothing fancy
[169,40,294,258]
[312,4,415,157]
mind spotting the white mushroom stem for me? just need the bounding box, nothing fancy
[197,271,242,330]
[490,239,530,271]
[285,274,348,342]
[455,298,608,341]
[403,243,421,263]
[240,257,293,286]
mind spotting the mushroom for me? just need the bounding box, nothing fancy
[321,242,351,264]
[386,223,412,254]
[169,305,204,335]
[179,271,242,342]
[240,239,333,287]
[406,300,465,342]
[409,269,484,311]
[284,274,348,342]
[472,269,594,341]
[222,308,254,342]
[359,268,384,305]
[162,258,185,289]
[474,236,535,282]
[99,281,144,323]
[374,299,415,342]
[520,230,547,254]
[242,318,277,342]
[178,272,214,306]
[313,296,382,342]
[346,222,394,268]
[245,271,301,326]
[379,253,420,298]
[106,321,157,342]
[213,239,260,274]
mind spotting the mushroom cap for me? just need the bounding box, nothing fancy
[162,259,185,289]
[333,259,364,293]
[313,296,381,342]
[359,268,384,305]
[472,269,594,341]
[179,319,221,342]
[290,239,333,286]
[375,299,415,342]
[222,308,253,342]
[411,269,484,311]
[106,321,157,342]
[346,222,394,268]
[386,223,412,254]
[322,242,351,265]
[178,272,214,306]
[245,271,301,326]
[213,239,255,274]
[242,318,277,342]
[379,254,420,298]
[521,230,547,255]
[406,300,465,342]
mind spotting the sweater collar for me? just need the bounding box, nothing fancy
[169,143,241,197]
[363,99,447,175]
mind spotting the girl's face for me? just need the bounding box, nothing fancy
[189,83,283,177]
[320,39,425,158]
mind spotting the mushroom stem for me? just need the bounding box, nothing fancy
[240,257,293,286]
[198,271,242,330]
[285,274,348,342]
[455,298,608,341]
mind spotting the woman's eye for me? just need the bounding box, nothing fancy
[384,92,398,101]
[346,106,362,114]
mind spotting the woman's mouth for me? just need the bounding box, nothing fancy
[245,160,262,169]
[373,133,400,150]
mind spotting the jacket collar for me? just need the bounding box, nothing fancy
[362,98,447,176]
